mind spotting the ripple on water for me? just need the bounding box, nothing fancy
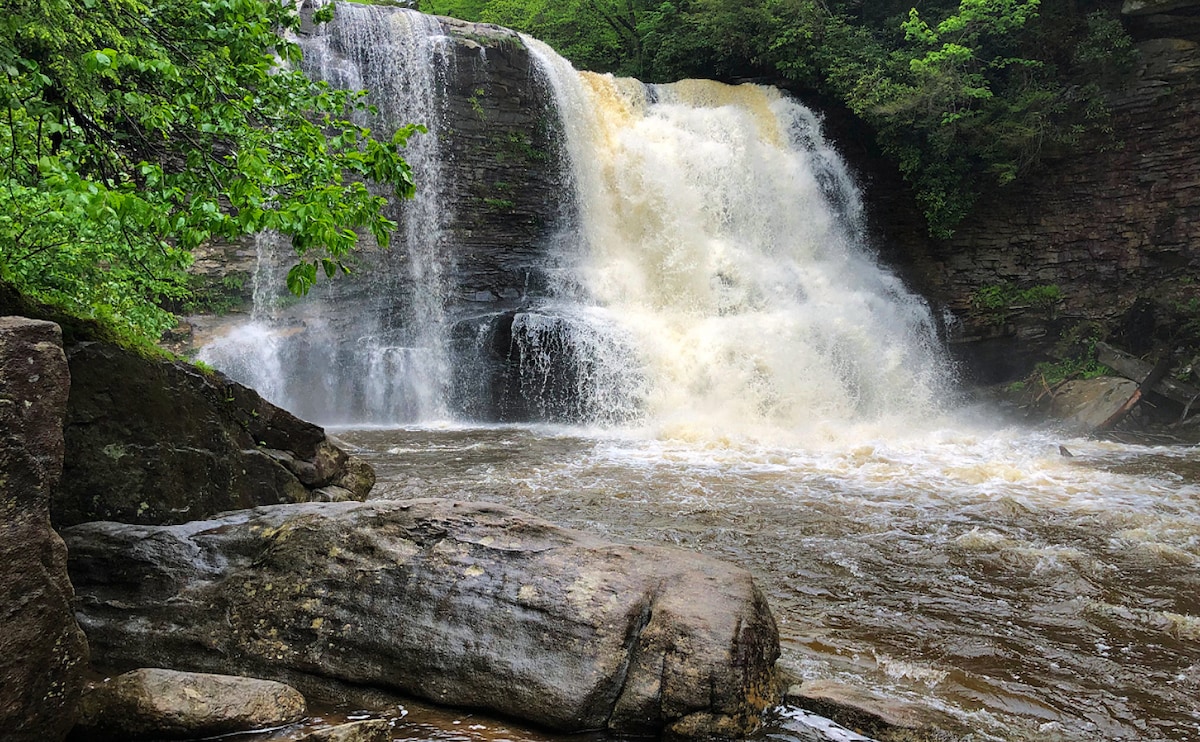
[339,423,1200,742]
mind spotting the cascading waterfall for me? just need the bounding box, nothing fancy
[200,8,952,434]
[199,5,456,424]
[520,38,952,436]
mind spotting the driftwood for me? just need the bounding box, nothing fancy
[1095,342,1200,409]
[1094,353,1173,433]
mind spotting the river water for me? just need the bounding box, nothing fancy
[326,421,1200,742]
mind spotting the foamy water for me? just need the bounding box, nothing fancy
[336,421,1200,742]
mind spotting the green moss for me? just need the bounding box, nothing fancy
[0,279,177,361]
[182,271,252,315]
[482,197,515,211]
[970,283,1062,325]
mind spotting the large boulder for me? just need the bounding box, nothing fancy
[64,499,780,739]
[55,340,374,527]
[0,317,89,741]
[1048,377,1140,433]
[72,668,306,741]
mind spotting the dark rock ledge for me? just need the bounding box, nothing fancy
[55,340,375,528]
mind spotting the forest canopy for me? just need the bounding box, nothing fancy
[423,0,1135,237]
[0,0,417,342]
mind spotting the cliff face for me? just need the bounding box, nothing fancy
[186,10,564,325]
[857,5,1200,381]
[433,16,566,312]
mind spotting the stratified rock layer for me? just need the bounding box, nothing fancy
[0,317,89,742]
[65,498,780,739]
[55,340,373,527]
[72,668,306,741]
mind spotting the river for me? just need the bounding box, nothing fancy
[320,421,1200,742]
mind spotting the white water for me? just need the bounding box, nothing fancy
[519,38,952,439]
[200,6,456,423]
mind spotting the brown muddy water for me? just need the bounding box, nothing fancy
[318,420,1200,742]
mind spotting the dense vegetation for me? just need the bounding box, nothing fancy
[1,0,417,344]
[423,0,1134,237]
[1,0,1135,346]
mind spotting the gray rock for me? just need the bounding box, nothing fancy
[293,720,392,742]
[71,668,306,741]
[55,340,374,527]
[1049,377,1140,432]
[0,316,89,742]
[783,679,968,741]
[65,499,780,739]
[1122,0,1200,16]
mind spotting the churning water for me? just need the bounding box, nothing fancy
[196,8,1200,740]
[334,423,1200,742]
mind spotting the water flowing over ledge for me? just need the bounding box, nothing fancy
[200,7,951,438]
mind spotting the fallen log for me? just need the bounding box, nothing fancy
[1095,342,1200,410]
[1095,353,1173,433]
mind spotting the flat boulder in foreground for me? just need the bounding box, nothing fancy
[65,499,780,738]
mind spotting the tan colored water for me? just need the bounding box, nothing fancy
[330,422,1200,742]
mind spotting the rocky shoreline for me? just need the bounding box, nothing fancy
[1,315,782,741]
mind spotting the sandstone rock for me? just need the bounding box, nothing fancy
[783,680,960,739]
[331,455,376,498]
[0,316,89,742]
[1049,377,1140,432]
[293,720,392,742]
[65,499,780,738]
[71,668,306,741]
[54,340,373,527]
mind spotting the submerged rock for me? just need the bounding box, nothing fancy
[0,316,89,742]
[71,668,306,741]
[55,340,374,527]
[292,720,393,742]
[783,680,967,741]
[65,498,780,739]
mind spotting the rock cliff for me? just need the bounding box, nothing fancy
[57,340,374,527]
[189,10,564,323]
[0,317,89,742]
[856,4,1200,381]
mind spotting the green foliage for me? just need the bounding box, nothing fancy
[972,283,1061,311]
[1,0,419,341]
[1033,355,1110,387]
[1033,320,1110,386]
[182,272,250,315]
[970,282,1061,325]
[468,88,487,119]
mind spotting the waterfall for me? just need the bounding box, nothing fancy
[520,39,952,436]
[198,7,953,434]
[199,5,456,425]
